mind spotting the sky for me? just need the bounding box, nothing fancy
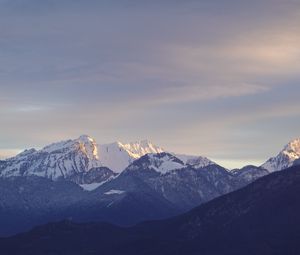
[0,0,300,168]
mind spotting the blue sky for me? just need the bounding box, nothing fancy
[0,0,300,168]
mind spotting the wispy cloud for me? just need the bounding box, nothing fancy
[0,0,299,168]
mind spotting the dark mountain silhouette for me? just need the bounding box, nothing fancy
[1,165,299,255]
[0,152,268,237]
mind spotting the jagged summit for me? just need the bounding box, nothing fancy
[78,134,94,141]
[3,135,299,184]
[42,135,99,162]
[0,136,172,178]
[176,154,215,169]
[0,135,219,183]
[0,136,169,179]
[121,139,163,157]
[262,138,300,172]
[283,138,300,157]
[0,135,102,180]
[125,152,186,174]
[98,139,164,172]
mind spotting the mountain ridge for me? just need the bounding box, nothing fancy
[1,135,299,188]
[2,164,299,255]
[0,136,299,237]
[0,135,216,184]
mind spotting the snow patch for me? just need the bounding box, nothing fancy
[80,182,104,191]
[104,189,125,195]
[147,153,185,174]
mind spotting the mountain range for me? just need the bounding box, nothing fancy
[1,164,299,255]
[2,135,299,183]
[0,135,215,183]
[0,136,299,237]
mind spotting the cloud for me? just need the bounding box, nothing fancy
[0,0,300,168]
[141,84,269,105]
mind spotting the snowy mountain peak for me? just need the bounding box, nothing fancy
[283,138,300,159]
[76,135,99,160]
[78,134,97,147]
[119,140,164,158]
[42,135,99,161]
[176,154,215,169]
[78,134,95,142]
[0,135,218,183]
[98,140,164,172]
[262,138,300,172]
[126,152,185,174]
[0,135,102,180]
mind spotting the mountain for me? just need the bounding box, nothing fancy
[98,140,164,172]
[0,136,166,183]
[0,135,103,181]
[0,176,88,236]
[124,152,186,174]
[2,165,299,255]
[0,174,179,237]
[2,135,299,181]
[98,141,215,173]
[95,153,264,212]
[0,135,282,238]
[0,152,267,237]
[0,135,215,184]
[262,138,300,172]
[176,154,214,168]
[231,165,269,186]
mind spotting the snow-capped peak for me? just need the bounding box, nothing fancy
[176,154,215,168]
[118,140,163,158]
[125,152,185,174]
[42,135,99,162]
[76,135,99,160]
[0,135,218,182]
[282,138,300,159]
[97,140,164,172]
[261,138,300,172]
[0,135,102,180]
